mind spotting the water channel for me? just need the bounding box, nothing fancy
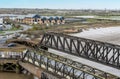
[0,72,33,79]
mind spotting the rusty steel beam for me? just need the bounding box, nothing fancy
[0,59,18,72]
[0,59,18,64]
[19,61,66,79]
[19,61,42,79]
[8,39,38,48]
[0,47,26,52]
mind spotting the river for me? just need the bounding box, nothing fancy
[0,72,34,79]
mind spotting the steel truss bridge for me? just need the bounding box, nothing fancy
[23,48,117,79]
[40,32,120,69]
[4,32,120,79]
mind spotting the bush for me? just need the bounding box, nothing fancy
[32,26,38,30]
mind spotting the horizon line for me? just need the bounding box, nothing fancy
[0,8,120,10]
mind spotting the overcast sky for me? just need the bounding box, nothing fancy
[0,0,120,9]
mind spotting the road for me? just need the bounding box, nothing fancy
[0,24,32,44]
[21,24,32,31]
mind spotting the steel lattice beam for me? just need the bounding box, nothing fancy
[39,32,120,69]
[22,48,119,79]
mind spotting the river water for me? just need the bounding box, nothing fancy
[0,72,34,79]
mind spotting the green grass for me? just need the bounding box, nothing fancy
[0,31,5,34]
[8,27,20,31]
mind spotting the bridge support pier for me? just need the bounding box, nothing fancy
[0,59,19,72]
[16,64,21,74]
[34,76,40,79]
[27,73,34,79]
[0,64,4,72]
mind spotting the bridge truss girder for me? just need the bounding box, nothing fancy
[40,32,120,69]
[22,48,118,79]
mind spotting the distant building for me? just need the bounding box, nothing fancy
[16,14,65,25]
[0,17,3,24]
[0,14,18,21]
[16,15,26,23]
[0,14,65,25]
[24,14,41,24]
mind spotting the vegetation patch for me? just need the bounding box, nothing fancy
[0,31,5,34]
[9,24,22,31]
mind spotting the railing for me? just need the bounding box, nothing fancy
[0,51,25,59]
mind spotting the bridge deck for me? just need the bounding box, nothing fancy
[48,48,120,77]
[0,47,26,52]
[0,44,26,52]
[19,61,66,79]
[19,61,42,79]
[0,59,18,64]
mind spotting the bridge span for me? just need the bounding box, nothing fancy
[1,47,117,79]
[0,48,66,79]
[6,32,120,79]
[40,32,120,69]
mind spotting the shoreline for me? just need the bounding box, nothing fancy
[16,22,120,42]
[61,22,120,34]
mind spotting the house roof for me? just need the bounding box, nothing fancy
[41,16,47,20]
[25,14,40,18]
[41,16,65,20]
[59,16,64,20]
[52,16,59,20]
[3,13,65,20]
[48,17,54,20]
[17,15,26,19]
